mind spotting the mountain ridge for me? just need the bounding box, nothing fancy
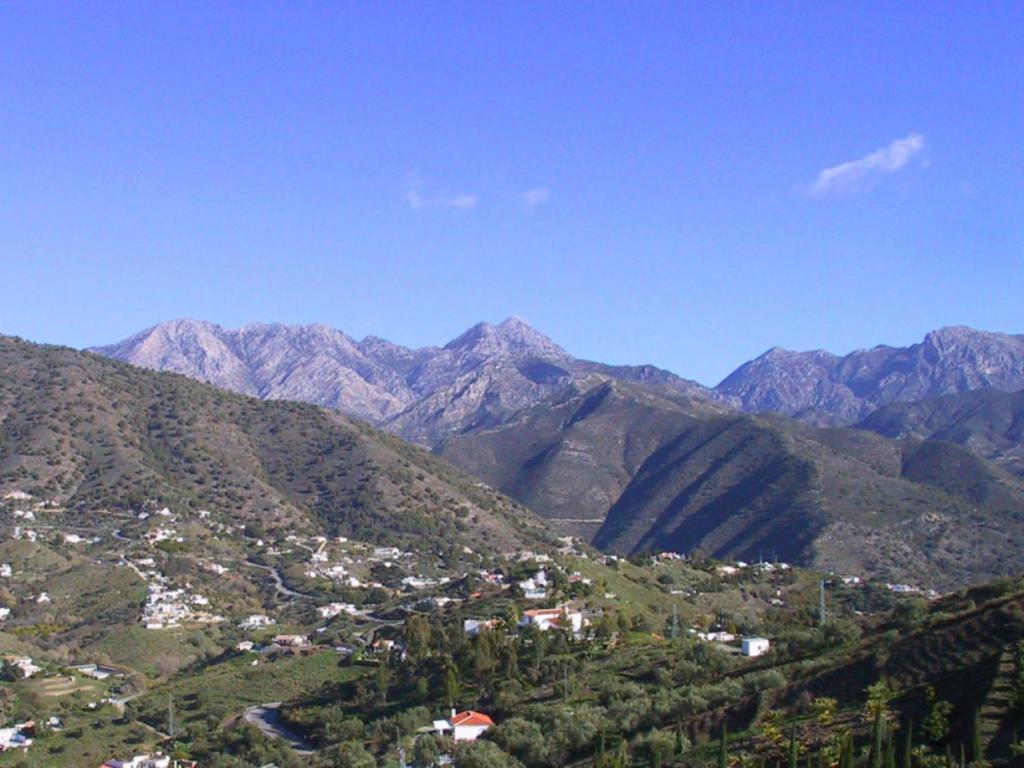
[92,317,727,444]
[715,325,1024,424]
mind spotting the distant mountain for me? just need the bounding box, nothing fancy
[856,387,1024,476]
[92,317,726,444]
[0,335,548,555]
[439,378,1024,588]
[716,326,1024,425]
[91,319,420,422]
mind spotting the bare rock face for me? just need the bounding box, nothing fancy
[92,316,724,443]
[716,326,1024,424]
[93,320,416,422]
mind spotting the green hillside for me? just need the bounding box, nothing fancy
[0,335,548,555]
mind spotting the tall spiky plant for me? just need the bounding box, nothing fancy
[902,720,914,768]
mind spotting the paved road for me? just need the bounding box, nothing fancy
[244,561,313,600]
[244,702,316,755]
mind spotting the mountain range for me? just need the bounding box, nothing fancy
[92,317,721,445]
[718,325,1024,425]
[94,320,1024,435]
[83,317,1024,586]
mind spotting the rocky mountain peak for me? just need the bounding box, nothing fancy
[443,316,569,360]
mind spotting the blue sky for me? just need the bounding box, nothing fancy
[1,3,1021,385]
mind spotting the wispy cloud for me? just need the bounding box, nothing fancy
[405,188,477,210]
[520,187,551,209]
[402,172,476,210]
[807,133,926,197]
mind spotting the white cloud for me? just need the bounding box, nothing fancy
[520,187,551,209]
[807,133,926,197]
[405,183,477,211]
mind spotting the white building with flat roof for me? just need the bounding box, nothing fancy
[742,637,770,657]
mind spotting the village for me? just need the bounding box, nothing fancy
[0,489,892,766]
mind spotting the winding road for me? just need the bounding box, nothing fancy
[243,702,316,755]
[243,560,314,600]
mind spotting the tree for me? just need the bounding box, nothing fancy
[373,660,394,705]
[453,740,525,768]
[330,740,376,768]
[633,729,676,768]
[867,681,894,720]
[443,666,461,708]
[414,734,444,768]
[922,688,952,744]
[719,724,729,768]
[813,697,838,727]
[487,717,546,766]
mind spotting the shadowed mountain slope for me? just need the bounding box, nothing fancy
[440,378,1024,589]
[856,387,1024,476]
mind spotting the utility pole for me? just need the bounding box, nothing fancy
[563,667,569,704]
[819,580,827,627]
[167,693,175,741]
[671,604,680,640]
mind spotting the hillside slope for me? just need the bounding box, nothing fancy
[440,379,1024,588]
[856,388,1024,476]
[0,335,548,554]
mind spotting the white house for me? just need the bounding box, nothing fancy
[698,630,736,643]
[0,721,33,751]
[518,569,548,600]
[742,637,770,657]
[70,664,120,680]
[272,634,309,648]
[519,605,585,635]
[432,710,495,742]
[6,656,42,678]
[101,754,172,768]
[239,614,275,630]
[463,618,500,636]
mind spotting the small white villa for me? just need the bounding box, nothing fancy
[742,637,770,657]
[432,709,495,741]
[519,604,585,635]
